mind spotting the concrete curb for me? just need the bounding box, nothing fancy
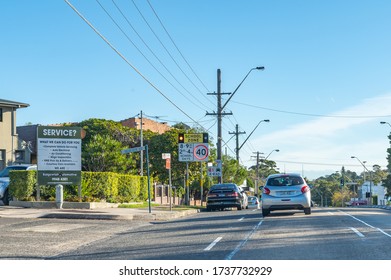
[37,208,200,221]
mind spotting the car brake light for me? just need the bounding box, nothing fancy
[232,192,239,197]
[207,194,217,197]
[301,186,310,193]
[263,187,270,195]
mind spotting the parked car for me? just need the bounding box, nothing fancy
[206,183,248,211]
[0,164,37,205]
[247,196,260,209]
[261,173,311,216]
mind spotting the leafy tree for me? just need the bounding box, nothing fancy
[82,134,135,173]
[78,118,144,173]
[221,155,247,185]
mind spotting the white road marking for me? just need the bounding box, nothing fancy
[341,211,391,238]
[328,212,334,215]
[376,228,391,238]
[350,227,365,238]
[238,217,245,221]
[225,219,263,260]
[204,237,223,251]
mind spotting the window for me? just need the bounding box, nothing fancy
[0,150,5,170]
[0,108,3,122]
[15,150,25,162]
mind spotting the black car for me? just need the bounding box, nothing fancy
[206,183,248,211]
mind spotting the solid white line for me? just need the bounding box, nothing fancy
[342,211,375,228]
[204,237,223,251]
[341,211,391,238]
[376,228,391,238]
[225,219,263,260]
[350,227,365,238]
[328,212,334,215]
[238,217,245,221]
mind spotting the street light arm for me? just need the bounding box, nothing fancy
[221,67,264,111]
[238,120,269,151]
[265,149,279,160]
[351,156,370,173]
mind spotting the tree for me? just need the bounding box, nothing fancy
[82,134,135,173]
[78,118,145,173]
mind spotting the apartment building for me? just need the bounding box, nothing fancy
[0,99,29,169]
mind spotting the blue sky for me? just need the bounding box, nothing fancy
[1,0,391,179]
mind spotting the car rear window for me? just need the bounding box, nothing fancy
[0,166,29,177]
[209,184,238,193]
[267,176,304,187]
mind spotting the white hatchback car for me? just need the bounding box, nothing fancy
[261,173,311,216]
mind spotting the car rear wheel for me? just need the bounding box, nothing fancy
[304,207,311,215]
[1,189,11,206]
[262,208,270,217]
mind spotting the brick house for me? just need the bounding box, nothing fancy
[120,117,171,134]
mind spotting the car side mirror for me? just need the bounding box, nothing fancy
[259,186,264,191]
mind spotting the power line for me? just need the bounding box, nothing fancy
[130,0,215,107]
[146,0,211,93]
[231,100,391,119]
[95,0,210,112]
[64,0,209,133]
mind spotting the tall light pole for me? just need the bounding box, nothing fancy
[230,119,270,163]
[265,149,280,161]
[351,156,372,205]
[380,121,391,128]
[207,67,265,183]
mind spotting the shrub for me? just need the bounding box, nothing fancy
[8,170,151,203]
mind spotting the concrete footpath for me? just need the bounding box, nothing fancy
[0,205,200,221]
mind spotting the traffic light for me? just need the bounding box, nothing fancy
[178,133,184,143]
[203,133,209,143]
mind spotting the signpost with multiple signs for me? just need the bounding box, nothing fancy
[178,133,209,162]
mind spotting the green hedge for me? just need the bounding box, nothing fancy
[8,170,151,203]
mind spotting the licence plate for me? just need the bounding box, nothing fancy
[278,191,293,195]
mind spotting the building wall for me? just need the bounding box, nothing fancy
[0,107,18,168]
[121,117,171,134]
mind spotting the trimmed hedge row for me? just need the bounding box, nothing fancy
[8,170,151,203]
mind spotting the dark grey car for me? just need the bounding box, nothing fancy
[206,183,248,211]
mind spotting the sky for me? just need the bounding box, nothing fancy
[1,0,391,179]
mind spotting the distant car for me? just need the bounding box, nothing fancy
[206,183,248,211]
[247,196,260,209]
[0,164,37,205]
[261,173,311,216]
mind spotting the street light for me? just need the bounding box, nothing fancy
[265,149,280,160]
[222,67,265,111]
[207,66,265,183]
[351,156,372,205]
[234,119,270,162]
[380,121,391,128]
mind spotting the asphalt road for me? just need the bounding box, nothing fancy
[1,207,391,260]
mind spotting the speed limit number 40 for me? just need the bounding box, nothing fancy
[194,144,209,161]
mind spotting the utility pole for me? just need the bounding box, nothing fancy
[229,124,246,162]
[255,151,260,198]
[206,67,265,183]
[206,69,232,183]
[140,110,143,176]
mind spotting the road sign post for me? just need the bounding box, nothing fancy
[122,145,151,213]
[162,153,172,211]
[177,133,209,206]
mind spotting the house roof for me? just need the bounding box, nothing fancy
[0,98,29,108]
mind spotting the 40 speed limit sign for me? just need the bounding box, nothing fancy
[193,144,209,161]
